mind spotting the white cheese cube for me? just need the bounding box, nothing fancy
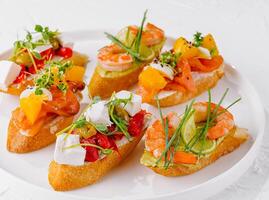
[34,44,53,53]
[84,101,112,126]
[0,60,21,91]
[150,63,174,80]
[54,133,86,166]
[115,90,142,116]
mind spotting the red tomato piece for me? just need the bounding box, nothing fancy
[96,133,111,149]
[128,110,146,137]
[56,47,73,59]
[81,135,99,162]
[13,65,26,84]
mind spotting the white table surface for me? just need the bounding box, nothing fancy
[0,0,269,199]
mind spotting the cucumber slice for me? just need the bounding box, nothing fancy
[181,112,216,155]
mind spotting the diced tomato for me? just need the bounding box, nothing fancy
[128,110,146,137]
[107,124,116,132]
[112,133,124,141]
[108,137,119,155]
[13,71,25,84]
[96,133,111,149]
[81,135,99,162]
[40,48,54,61]
[56,47,73,59]
[84,146,99,162]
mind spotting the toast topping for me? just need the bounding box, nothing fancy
[142,89,241,169]
[54,91,150,166]
[138,32,224,103]
[98,11,165,72]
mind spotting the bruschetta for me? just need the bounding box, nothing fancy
[140,90,249,176]
[138,32,224,107]
[88,11,165,99]
[7,60,86,153]
[48,91,150,191]
[0,24,88,96]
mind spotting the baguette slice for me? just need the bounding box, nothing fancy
[88,66,143,99]
[143,127,249,176]
[48,133,144,191]
[153,67,224,107]
[7,113,74,153]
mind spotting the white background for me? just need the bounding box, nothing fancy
[0,0,269,199]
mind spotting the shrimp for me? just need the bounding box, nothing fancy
[128,23,165,47]
[97,44,133,71]
[98,23,164,71]
[145,112,179,158]
[193,102,235,140]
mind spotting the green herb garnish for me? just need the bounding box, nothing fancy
[159,51,180,69]
[12,25,59,71]
[193,32,203,47]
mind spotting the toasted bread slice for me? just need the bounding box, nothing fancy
[48,133,144,191]
[7,114,74,153]
[145,127,248,176]
[88,66,143,99]
[152,67,224,107]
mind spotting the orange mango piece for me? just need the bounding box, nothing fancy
[65,66,85,82]
[20,93,43,125]
[138,67,167,91]
[173,37,200,59]
[202,34,219,56]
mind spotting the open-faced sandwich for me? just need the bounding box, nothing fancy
[140,89,249,176]
[88,11,165,99]
[0,25,88,95]
[48,90,150,191]
[7,60,86,153]
[138,32,224,107]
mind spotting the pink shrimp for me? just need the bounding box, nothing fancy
[145,112,179,158]
[193,102,235,140]
[128,23,165,46]
[97,44,133,71]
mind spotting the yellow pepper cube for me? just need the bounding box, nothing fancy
[65,66,85,82]
[139,67,167,91]
[20,93,43,124]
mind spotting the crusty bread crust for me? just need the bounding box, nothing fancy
[7,115,74,153]
[148,127,249,176]
[152,68,224,107]
[48,133,144,191]
[88,66,143,99]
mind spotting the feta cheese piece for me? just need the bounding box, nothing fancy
[0,60,21,91]
[20,86,52,101]
[84,101,112,126]
[54,133,86,166]
[151,63,174,80]
[34,44,53,53]
[115,90,142,116]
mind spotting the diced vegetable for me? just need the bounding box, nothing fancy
[20,93,43,124]
[65,66,85,82]
[138,67,167,91]
[173,37,200,59]
[173,151,197,164]
[201,34,219,56]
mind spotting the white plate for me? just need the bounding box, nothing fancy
[0,31,265,200]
